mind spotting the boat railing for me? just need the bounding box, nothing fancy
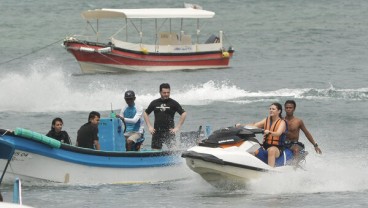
[159,32,179,45]
[111,33,223,53]
[111,37,154,52]
[180,34,192,45]
[67,34,106,44]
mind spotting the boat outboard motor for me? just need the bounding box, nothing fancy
[199,127,258,147]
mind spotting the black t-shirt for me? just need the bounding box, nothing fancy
[145,98,185,131]
[76,122,99,149]
[46,130,71,144]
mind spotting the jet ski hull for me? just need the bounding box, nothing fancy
[184,154,267,188]
[182,145,295,188]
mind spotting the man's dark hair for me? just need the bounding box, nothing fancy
[159,83,170,92]
[284,100,296,109]
[88,111,100,122]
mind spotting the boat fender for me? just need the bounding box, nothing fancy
[65,36,78,42]
[222,51,229,58]
[80,47,95,53]
[14,128,61,149]
[97,47,112,53]
[141,48,149,54]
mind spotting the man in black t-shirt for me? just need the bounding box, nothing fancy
[76,111,101,150]
[144,83,187,150]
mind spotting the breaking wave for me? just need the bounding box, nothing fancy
[299,85,368,100]
[0,68,366,112]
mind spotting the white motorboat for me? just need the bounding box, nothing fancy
[63,4,234,73]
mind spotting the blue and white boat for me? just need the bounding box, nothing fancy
[0,118,189,185]
[0,139,35,208]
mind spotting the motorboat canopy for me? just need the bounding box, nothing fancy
[81,8,215,20]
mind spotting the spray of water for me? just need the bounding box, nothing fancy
[0,64,366,112]
[247,152,368,194]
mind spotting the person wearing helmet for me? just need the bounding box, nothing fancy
[116,90,144,151]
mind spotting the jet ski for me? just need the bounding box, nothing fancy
[181,126,307,189]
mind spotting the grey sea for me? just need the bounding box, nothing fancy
[1,0,368,207]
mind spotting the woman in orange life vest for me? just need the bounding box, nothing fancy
[237,102,287,167]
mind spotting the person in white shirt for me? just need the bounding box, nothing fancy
[116,90,144,151]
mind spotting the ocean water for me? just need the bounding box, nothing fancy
[0,0,368,207]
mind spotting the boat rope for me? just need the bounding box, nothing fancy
[86,20,98,36]
[110,25,128,39]
[1,129,11,137]
[222,32,233,48]
[0,38,64,66]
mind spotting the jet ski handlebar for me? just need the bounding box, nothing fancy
[241,126,264,134]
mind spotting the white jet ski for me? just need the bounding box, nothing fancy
[182,127,306,189]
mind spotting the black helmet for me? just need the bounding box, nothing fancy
[124,90,135,98]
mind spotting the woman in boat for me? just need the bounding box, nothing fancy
[237,102,287,167]
[46,117,72,144]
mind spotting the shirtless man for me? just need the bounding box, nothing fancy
[284,100,322,156]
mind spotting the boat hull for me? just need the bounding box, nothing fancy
[182,145,295,189]
[64,41,234,73]
[184,157,266,189]
[1,150,187,184]
[0,131,189,185]
[182,148,270,188]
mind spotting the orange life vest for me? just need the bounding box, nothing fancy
[263,116,285,147]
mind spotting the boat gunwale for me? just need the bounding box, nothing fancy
[0,129,182,158]
[64,40,235,57]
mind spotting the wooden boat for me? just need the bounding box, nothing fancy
[0,118,189,185]
[63,6,234,73]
